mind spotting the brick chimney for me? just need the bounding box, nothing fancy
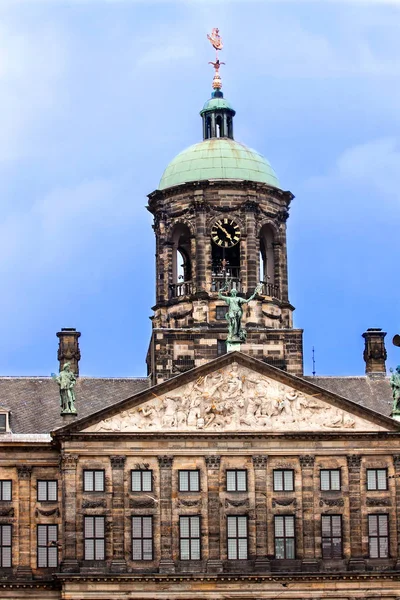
[362,328,387,377]
[57,328,81,376]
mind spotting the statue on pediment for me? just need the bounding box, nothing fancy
[390,366,400,416]
[52,362,77,415]
[218,285,262,342]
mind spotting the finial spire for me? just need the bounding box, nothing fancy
[207,28,225,91]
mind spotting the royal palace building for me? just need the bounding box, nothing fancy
[1,31,400,600]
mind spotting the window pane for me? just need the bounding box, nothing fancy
[84,517,94,537]
[191,539,200,560]
[48,526,57,543]
[332,538,342,558]
[275,516,284,537]
[285,538,295,559]
[285,516,294,537]
[1,481,11,501]
[143,539,153,560]
[369,515,378,536]
[95,539,105,560]
[179,471,189,492]
[320,471,330,491]
[132,471,141,491]
[190,471,199,491]
[180,539,190,560]
[331,470,340,490]
[284,471,294,491]
[331,516,342,537]
[237,517,247,537]
[274,471,283,491]
[190,517,200,537]
[38,525,47,546]
[238,538,248,559]
[94,471,104,492]
[48,547,58,567]
[275,538,285,559]
[180,517,189,537]
[38,481,46,501]
[367,470,376,490]
[95,517,104,537]
[0,414,6,431]
[143,517,152,538]
[2,525,11,546]
[226,471,236,491]
[236,471,247,492]
[85,540,94,560]
[378,515,388,535]
[132,517,141,537]
[142,471,152,492]
[132,539,142,560]
[369,537,378,558]
[48,481,57,501]
[84,471,94,492]
[227,538,237,559]
[227,517,237,537]
[377,470,387,490]
[37,547,47,568]
[321,516,331,536]
[379,536,389,558]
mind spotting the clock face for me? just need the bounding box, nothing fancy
[211,219,241,248]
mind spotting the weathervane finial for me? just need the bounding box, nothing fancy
[207,28,225,91]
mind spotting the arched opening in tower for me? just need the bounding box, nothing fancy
[259,224,275,286]
[211,239,241,290]
[171,223,192,287]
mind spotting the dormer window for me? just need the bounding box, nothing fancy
[0,409,10,433]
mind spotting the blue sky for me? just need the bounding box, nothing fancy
[0,0,399,377]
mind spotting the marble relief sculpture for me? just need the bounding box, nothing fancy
[86,364,384,433]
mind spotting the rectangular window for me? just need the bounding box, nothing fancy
[0,414,6,432]
[273,470,294,492]
[84,516,105,560]
[369,514,389,558]
[179,470,200,492]
[0,525,11,567]
[320,469,341,491]
[179,516,201,560]
[132,516,153,561]
[83,470,105,492]
[367,469,388,491]
[274,515,295,559]
[321,515,342,559]
[37,480,58,502]
[226,470,247,492]
[131,470,152,492]
[216,305,228,320]
[227,515,248,560]
[217,340,227,356]
[0,480,11,502]
[37,525,58,568]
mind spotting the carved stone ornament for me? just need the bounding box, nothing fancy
[347,455,362,469]
[158,456,173,469]
[35,507,60,517]
[366,497,391,507]
[225,498,250,509]
[84,363,386,434]
[272,497,297,508]
[0,507,14,517]
[82,499,107,509]
[319,498,344,508]
[205,456,221,470]
[178,498,201,508]
[60,454,79,470]
[17,465,32,479]
[299,455,315,469]
[129,498,156,509]
[252,455,268,468]
[110,456,126,470]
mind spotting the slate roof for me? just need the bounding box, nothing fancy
[303,376,393,418]
[0,370,393,435]
[0,377,150,434]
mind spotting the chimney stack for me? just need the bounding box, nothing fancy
[57,328,81,376]
[362,328,387,377]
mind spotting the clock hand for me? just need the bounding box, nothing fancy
[217,223,233,240]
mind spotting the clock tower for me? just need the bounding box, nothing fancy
[146,37,303,384]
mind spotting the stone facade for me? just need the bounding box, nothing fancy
[147,181,303,384]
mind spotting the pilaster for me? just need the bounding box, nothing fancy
[346,454,365,571]
[299,455,318,571]
[245,201,258,293]
[195,200,207,294]
[158,456,175,573]
[110,455,127,573]
[393,455,400,569]
[205,455,222,573]
[60,453,79,573]
[16,466,32,579]
[252,455,270,572]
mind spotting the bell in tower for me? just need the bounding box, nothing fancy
[146,29,303,385]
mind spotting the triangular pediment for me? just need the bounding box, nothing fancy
[64,353,398,435]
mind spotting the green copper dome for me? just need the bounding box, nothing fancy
[158,138,280,191]
[200,97,235,115]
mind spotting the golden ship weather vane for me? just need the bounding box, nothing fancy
[207,27,225,91]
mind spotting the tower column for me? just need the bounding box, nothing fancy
[299,455,318,571]
[16,466,32,579]
[57,328,81,375]
[110,456,127,573]
[60,453,79,572]
[158,456,175,573]
[252,455,270,571]
[347,454,365,571]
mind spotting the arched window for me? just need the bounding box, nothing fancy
[259,225,275,284]
[216,115,222,138]
[171,224,192,284]
[206,116,211,139]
